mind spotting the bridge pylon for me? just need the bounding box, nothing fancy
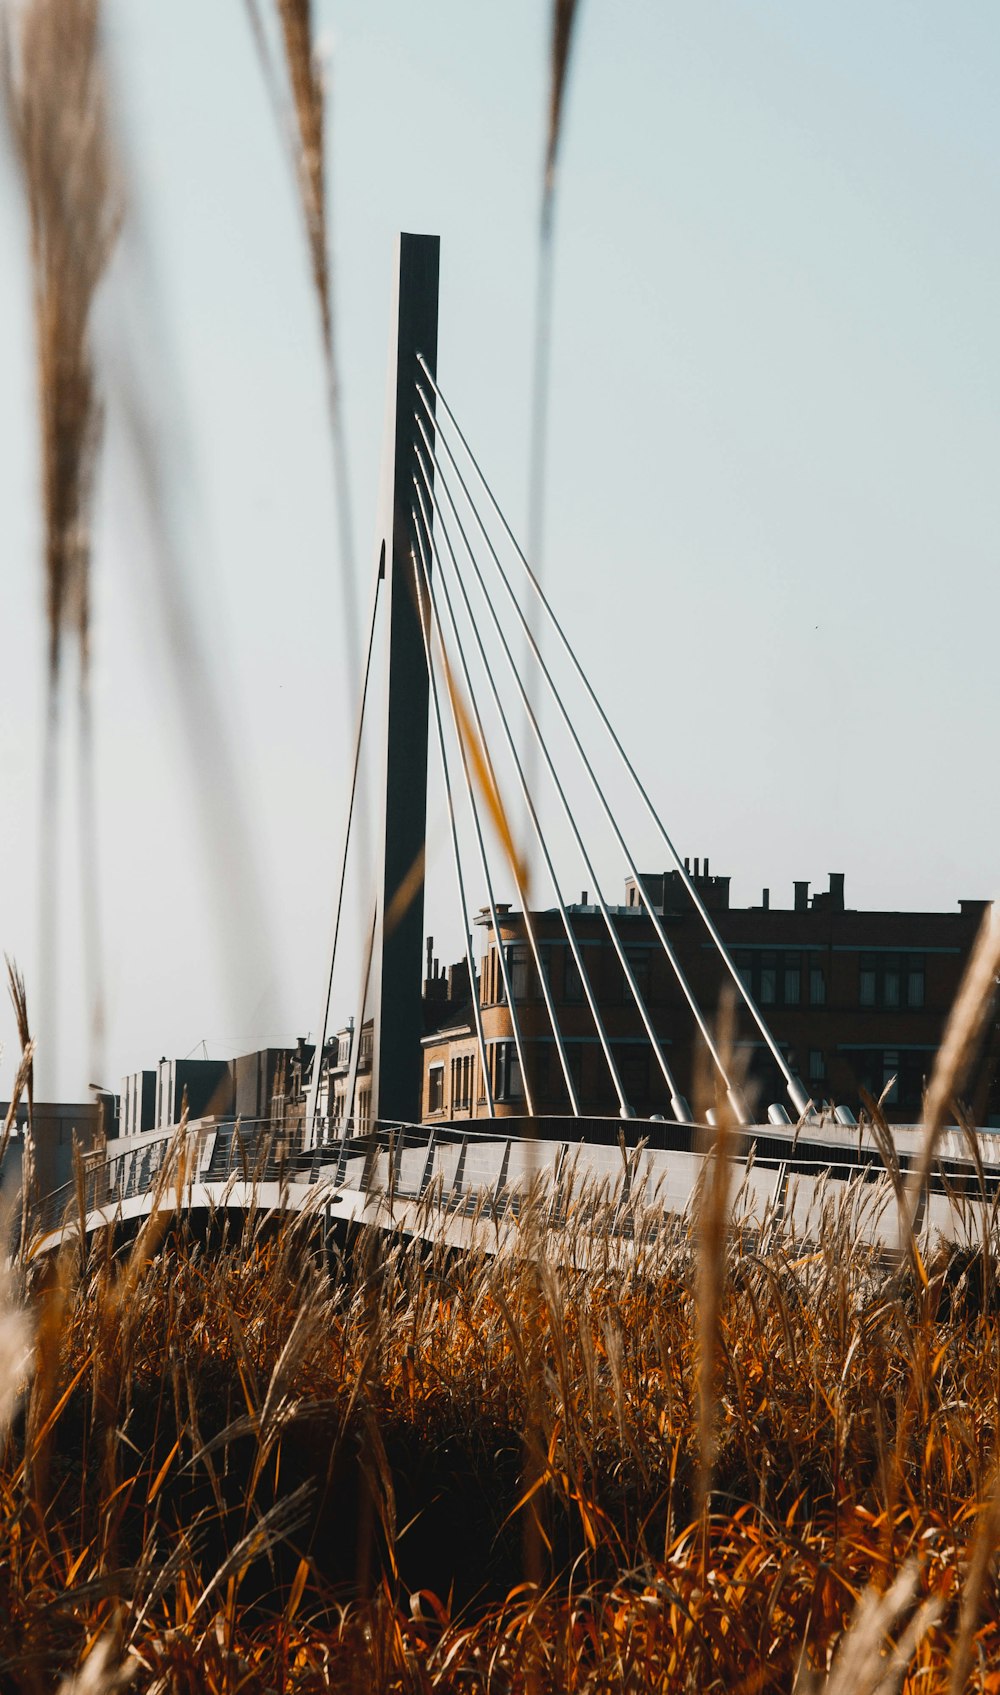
[370,233,440,1126]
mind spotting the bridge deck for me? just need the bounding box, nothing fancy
[24,1114,1000,1263]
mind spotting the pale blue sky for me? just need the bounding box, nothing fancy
[1,3,998,1098]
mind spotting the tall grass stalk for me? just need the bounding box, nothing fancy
[242,0,358,732]
[906,903,1000,1248]
[1,0,122,1092]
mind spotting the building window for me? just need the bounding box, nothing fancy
[808,1049,825,1083]
[618,1048,648,1107]
[624,946,651,1001]
[810,967,825,1006]
[883,955,901,1009]
[860,954,876,1007]
[563,1044,584,1104]
[783,955,801,1006]
[427,1064,444,1114]
[508,1047,523,1102]
[899,1053,924,1108]
[563,951,585,1003]
[520,945,551,1004]
[735,951,753,994]
[451,1054,472,1111]
[601,949,626,1006]
[760,953,777,1006]
[859,952,922,1010]
[503,945,530,1004]
[882,1051,899,1104]
[525,1044,549,1102]
[482,948,501,1006]
[496,1043,524,1103]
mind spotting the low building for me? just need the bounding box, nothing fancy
[0,1098,113,1203]
[420,866,999,1126]
[120,1070,156,1138]
[324,1020,374,1129]
[121,1043,310,1139]
[152,1058,234,1129]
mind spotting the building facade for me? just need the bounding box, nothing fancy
[0,1100,112,1203]
[420,866,999,1127]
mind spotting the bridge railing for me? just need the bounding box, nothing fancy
[28,1116,318,1244]
[22,1111,1000,1254]
[26,1113,695,1241]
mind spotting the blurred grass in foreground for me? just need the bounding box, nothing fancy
[3,1165,1000,1691]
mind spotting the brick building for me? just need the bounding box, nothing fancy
[420,866,999,1127]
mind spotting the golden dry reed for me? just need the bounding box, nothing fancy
[1,0,121,692]
[0,1082,997,1691]
[1,0,122,1084]
[544,0,581,233]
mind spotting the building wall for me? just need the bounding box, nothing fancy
[423,1032,482,1122]
[234,1049,291,1123]
[420,875,999,1126]
[120,1070,156,1138]
[0,1101,108,1200]
[328,1020,374,1130]
[155,1059,234,1128]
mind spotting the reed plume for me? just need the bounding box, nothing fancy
[242,0,354,587]
[544,0,581,234]
[1,0,122,1086]
[274,0,330,356]
[526,0,581,834]
[907,902,1000,1237]
[242,0,363,1086]
[1,0,121,694]
[692,989,741,1525]
[3,955,33,1134]
[0,966,35,1442]
[0,1269,32,1441]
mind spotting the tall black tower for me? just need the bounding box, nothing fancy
[370,233,440,1125]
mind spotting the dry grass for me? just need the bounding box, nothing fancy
[544,0,581,232]
[0,1152,999,1691]
[1,0,121,1085]
[1,0,121,691]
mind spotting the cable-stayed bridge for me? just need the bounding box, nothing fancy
[304,232,814,1142]
[31,233,1000,1256]
[31,1110,1000,1263]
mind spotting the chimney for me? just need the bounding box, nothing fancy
[828,872,845,912]
[693,857,700,877]
[581,890,588,906]
[762,887,769,910]
[704,857,710,877]
[794,880,809,913]
[426,936,434,978]
[684,856,690,872]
